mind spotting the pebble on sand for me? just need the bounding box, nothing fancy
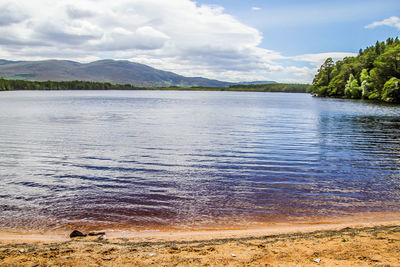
[70,230,87,238]
[88,231,106,236]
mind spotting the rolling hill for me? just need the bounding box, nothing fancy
[0,59,232,87]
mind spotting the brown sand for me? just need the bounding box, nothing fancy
[0,217,399,266]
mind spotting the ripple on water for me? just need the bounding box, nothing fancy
[0,91,399,231]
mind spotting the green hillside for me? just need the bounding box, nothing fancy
[0,59,231,88]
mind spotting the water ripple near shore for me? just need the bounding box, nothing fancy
[0,91,399,231]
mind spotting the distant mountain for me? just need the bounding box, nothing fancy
[236,81,277,85]
[0,59,231,87]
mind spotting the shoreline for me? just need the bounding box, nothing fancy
[1,211,399,242]
[1,219,399,266]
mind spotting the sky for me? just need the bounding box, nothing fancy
[0,0,399,83]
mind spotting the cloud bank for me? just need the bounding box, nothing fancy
[365,16,400,30]
[0,0,353,83]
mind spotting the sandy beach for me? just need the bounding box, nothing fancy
[0,214,399,266]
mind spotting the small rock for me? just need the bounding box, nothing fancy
[314,258,321,263]
[168,247,180,254]
[19,249,25,253]
[101,248,116,255]
[88,231,106,236]
[231,254,237,257]
[98,235,106,240]
[70,230,87,238]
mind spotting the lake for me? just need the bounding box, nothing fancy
[0,90,399,231]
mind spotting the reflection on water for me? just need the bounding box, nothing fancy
[0,91,399,231]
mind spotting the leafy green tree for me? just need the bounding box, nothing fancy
[344,74,361,99]
[360,69,373,98]
[312,58,334,96]
[328,60,353,96]
[381,77,400,102]
[375,44,400,78]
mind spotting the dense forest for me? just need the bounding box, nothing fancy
[312,37,400,103]
[0,78,311,93]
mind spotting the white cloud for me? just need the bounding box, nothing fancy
[252,7,261,11]
[291,52,358,67]
[365,16,400,30]
[0,2,26,26]
[0,0,355,83]
[66,5,95,19]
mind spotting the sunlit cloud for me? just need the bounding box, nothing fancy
[0,0,356,83]
[365,16,400,30]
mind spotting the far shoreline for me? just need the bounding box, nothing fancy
[0,88,310,93]
[0,78,312,93]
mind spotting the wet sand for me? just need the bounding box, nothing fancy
[0,214,399,266]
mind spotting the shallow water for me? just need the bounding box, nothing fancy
[0,91,399,231]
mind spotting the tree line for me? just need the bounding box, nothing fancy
[312,37,400,103]
[0,78,311,93]
[228,83,311,93]
[0,79,141,91]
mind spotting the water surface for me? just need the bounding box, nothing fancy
[0,91,399,231]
